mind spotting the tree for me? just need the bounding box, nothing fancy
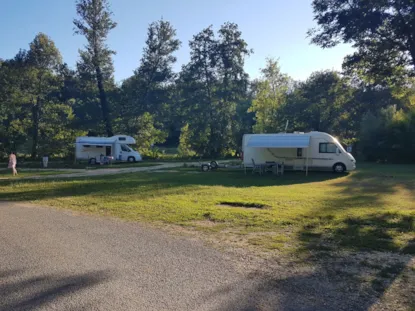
[26,33,63,158]
[360,105,415,162]
[309,0,415,83]
[121,20,180,140]
[0,58,31,156]
[179,26,220,156]
[177,123,194,157]
[130,112,167,155]
[74,0,117,137]
[179,23,251,156]
[281,71,355,137]
[248,58,290,133]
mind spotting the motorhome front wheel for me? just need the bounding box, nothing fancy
[333,163,346,173]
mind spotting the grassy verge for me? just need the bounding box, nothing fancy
[0,169,70,178]
[0,161,163,170]
[86,162,161,169]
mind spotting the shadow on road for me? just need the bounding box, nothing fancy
[0,269,113,311]
[200,245,414,311]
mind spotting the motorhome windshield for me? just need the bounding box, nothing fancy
[124,144,136,152]
[333,138,347,153]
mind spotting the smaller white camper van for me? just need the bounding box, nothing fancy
[242,131,356,173]
[75,135,142,164]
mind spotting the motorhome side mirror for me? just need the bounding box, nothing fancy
[336,148,340,155]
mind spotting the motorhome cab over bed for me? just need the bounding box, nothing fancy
[75,135,142,164]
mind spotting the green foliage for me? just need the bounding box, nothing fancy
[309,0,415,84]
[0,59,30,156]
[121,19,180,134]
[74,0,117,136]
[2,13,415,163]
[131,112,167,155]
[179,23,251,157]
[249,58,290,133]
[284,71,355,135]
[177,123,195,157]
[360,105,415,163]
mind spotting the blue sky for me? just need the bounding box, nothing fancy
[0,0,353,82]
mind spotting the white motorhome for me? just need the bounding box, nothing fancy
[242,131,356,174]
[75,135,142,164]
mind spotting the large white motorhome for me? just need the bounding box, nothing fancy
[75,135,142,164]
[242,131,356,173]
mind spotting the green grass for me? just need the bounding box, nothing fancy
[0,161,162,170]
[0,163,413,255]
[88,162,161,169]
[0,169,69,178]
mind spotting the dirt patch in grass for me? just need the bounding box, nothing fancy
[191,220,219,228]
[218,201,269,209]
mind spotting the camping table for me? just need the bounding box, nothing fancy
[265,161,284,176]
[265,161,278,175]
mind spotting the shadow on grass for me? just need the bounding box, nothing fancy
[0,269,113,311]
[201,164,415,310]
[201,242,414,311]
[0,169,346,202]
[286,164,415,310]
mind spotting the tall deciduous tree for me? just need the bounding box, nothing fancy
[180,23,251,156]
[179,26,219,156]
[26,33,62,158]
[248,58,290,133]
[309,0,415,83]
[0,58,31,155]
[282,71,354,136]
[74,0,117,137]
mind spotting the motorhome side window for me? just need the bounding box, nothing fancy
[121,144,129,152]
[118,137,126,141]
[319,143,337,153]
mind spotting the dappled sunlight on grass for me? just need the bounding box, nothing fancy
[0,163,413,255]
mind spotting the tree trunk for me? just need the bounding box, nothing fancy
[95,65,113,137]
[31,99,40,159]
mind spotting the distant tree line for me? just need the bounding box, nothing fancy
[1,0,414,162]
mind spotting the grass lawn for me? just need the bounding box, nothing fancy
[0,169,70,178]
[0,161,162,170]
[87,162,161,169]
[0,163,413,255]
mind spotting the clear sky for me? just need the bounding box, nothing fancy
[0,0,353,82]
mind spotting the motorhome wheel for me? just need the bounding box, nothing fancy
[333,163,346,173]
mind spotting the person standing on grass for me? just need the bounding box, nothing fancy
[8,152,18,176]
